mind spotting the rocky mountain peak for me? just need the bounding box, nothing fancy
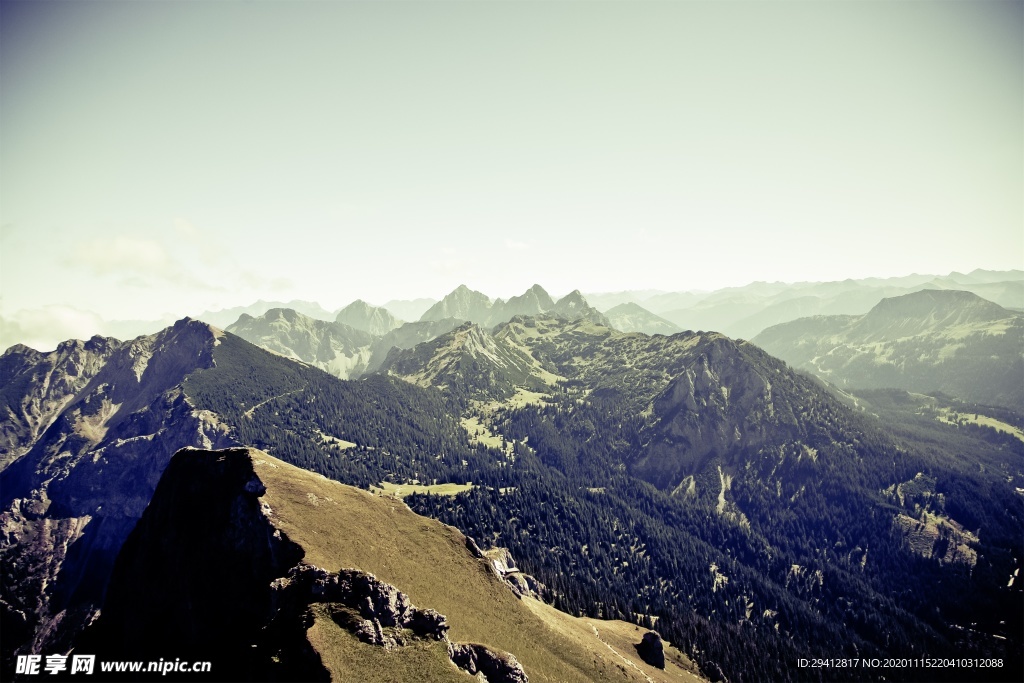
[419,285,492,324]
[551,290,610,326]
[556,289,587,309]
[335,299,402,336]
[524,283,555,308]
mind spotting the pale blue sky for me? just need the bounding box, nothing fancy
[1,0,1021,348]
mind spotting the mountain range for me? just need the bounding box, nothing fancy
[2,280,1022,682]
[586,268,1024,340]
[6,269,1019,355]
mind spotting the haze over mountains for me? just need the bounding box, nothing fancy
[2,270,1022,682]
[753,289,1024,409]
[6,270,1020,355]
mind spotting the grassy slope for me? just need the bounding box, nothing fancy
[251,450,704,683]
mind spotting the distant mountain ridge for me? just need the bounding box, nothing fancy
[6,269,1020,355]
[419,284,610,328]
[752,289,1024,408]
[585,269,1024,339]
[605,302,682,335]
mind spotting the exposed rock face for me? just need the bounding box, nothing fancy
[490,284,556,325]
[1,335,120,471]
[226,308,374,379]
[0,320,232,668]
[483,547,550,602]
[420,285,494,324]
[551,290,611,326]
[634,631,665,669]
[272,564,450,650]
[449,643,529,683]
[631,336,828,489]
[379,322,544,401]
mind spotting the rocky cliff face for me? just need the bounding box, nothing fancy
[419,285,494,324]
[1,336,120,471]
[227,308,375,379]
[379,322,545,400]
[631,336,849,492]
[550,290,610,326]
[0,320,232,668]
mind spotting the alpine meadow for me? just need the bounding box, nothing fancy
[1,2,1021,682]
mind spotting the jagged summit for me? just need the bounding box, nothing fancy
[416,284,610,328]
[496,284,556,322]
[419,285,493,324]
[551,290,610,326]
[379,321,543,400]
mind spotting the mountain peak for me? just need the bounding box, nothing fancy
[550,290,610,325]
[336,300,401,335]
[864,289,1011,330]
[419,286,492,324]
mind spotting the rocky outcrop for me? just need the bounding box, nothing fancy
[275,563,528,680]
[483,547,550,602]
[271,565,450,649]
[449,643,529,683]
[634,631,665,669]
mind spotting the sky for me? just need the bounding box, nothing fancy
[1,0,1022,350]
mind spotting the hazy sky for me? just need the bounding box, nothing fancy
[1,0,1021,348]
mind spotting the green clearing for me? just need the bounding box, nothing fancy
[372,481,475,498]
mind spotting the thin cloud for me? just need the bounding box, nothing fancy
[0,305,105,352]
